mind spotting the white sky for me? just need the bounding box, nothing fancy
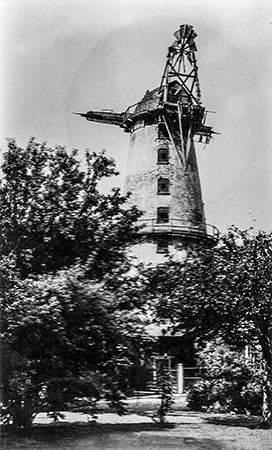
[0,0,271,233]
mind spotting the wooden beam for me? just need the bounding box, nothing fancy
[162,114,184,168]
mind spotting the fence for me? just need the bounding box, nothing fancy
[145,364,201,394]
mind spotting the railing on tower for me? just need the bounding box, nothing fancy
[136,218,219,241]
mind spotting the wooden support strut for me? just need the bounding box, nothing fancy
[185,128,193,170]
[161,57,171,103]
[177,103,193,169]
[177,103,186,165]
[168,61,200,105]
[162,113,185,168]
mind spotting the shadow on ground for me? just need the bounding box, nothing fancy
[1,423,224,450]
[204,414,262,429]
[2,422,176,439]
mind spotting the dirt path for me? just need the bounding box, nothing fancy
[2,395,272,449]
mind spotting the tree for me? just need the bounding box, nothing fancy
[152,357,174,424]
[144,228,272,427]
[0,138,140,278]
[1,266,149,429]
[0,138,147,429]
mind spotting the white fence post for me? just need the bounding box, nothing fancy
[177,363,184,394]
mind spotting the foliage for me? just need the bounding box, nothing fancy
[144,227,272,427]
[1,266,149,429]
[187,339,262,415]
[152,359,174,424]
[0,138,147,430]
[0,138,140,278]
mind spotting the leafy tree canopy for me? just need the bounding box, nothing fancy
[0,138,140,278]
[1,265,150,429]
[145,228,271,350]
[143,227,272,426]
[0,138,148,430]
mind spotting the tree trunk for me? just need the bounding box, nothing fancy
[260,345,272,428]
[11,398,35,431]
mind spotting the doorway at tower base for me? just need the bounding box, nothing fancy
[129,334,198,393]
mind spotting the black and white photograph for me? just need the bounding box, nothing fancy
[1,1,272,448]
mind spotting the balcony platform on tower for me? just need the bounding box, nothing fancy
[137,218,219,243]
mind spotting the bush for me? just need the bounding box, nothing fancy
[187,339,262,415]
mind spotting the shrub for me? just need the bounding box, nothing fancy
[187,339,262,415]
[152,359,174,424]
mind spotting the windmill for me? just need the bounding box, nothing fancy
[77,25,219,261]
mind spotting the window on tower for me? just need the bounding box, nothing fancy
[158,122,168,138]
[157,147,169,164]
[194,211,203,223]
[157,236,169,254]
[158,178,170,194]
[157,207,169,223]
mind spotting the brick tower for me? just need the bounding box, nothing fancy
[77,25,219,262]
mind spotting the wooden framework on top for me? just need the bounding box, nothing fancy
[76,25,219,169]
